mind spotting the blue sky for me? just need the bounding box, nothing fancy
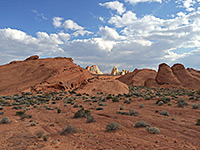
[0,0,200,72]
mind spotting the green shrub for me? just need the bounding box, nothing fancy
[186,91,194,96]
[0,117,10,124]
[129,108,138,116]
[139,104,144,108]
[86,115,96,123]
[146,127,160,134]
[57,109,61,113]
[112,97,119,102]
[134,121,150,128]
[61,125,77,135]
[192,104,200,109]
[160,111,170,116]
[177,99,188,108]
[196,119,200,126]
[16,110,26,116]
[120,105,124,110]
[73,108,90,118]
[196,89,200,95]
[35,131,44,138]
[106,123,119,131]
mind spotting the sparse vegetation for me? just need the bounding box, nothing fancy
[73,108,90,118]
[134,121,150,128]
[160,111,170,116]
[146,127,160,134]
[0,117,10,124]
[129,108,138,116]
[86,115,96,123]
[61,125,77,135]
[177,99,188,108]
[35,131,44,138]
[196,119,200,126]
[106,123,119,131]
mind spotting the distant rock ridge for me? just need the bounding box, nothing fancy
[86,65,103,75]
[117,63,200,89]
[111,66,130,76]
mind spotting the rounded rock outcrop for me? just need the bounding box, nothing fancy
[155,63,181,86]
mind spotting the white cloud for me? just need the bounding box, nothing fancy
[99,17,105,23]
[109,11,137,28]
[99,1,126,15]
[63,19,84,31]
[52,17,92,37]
[98,26,122,40]
[32,10,47,20]
[52,17,63,28]
[176,0,196,12]
[125,0,162,5]
[0,28,70,64]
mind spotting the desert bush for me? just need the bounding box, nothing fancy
[134,121,150,128]
[192,104,200,109]
[196,119,200,126]
[177,99,188,108]
[16,110,26,116]
[0,117,10,124]
[106,123,119,131]
[139,104,144,108]
[73,108,90,118]
[73,104,79,108]
[86,115,96,123]
[98,101,106,106]
[186,91,194,96]
[146,127,160,134]
[35,131,44,138]
[96,107,104,110]
[0,106,3,110]
[158,101,164,106]
[30,122,37,126]
[160,111,170,116]
[129,108,138,116]
[57,108,61,113]
[112,97,119,102]
[196,89,200,95]
[124,100,131,104]
[120,105,124,110]
[61,125,77,135]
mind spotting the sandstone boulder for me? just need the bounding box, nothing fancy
[86,65,103,74]
[24,55,39,61]
[155,63,182,86]
[171,64,200,89]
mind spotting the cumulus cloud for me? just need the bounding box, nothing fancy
[0,28,70,64]
[52,17,92,37]
[53,17,63,28]
[63,19,84,31]
[99,1,126,15]
[109,11,137,27]
[98,26,123,40]
[125,0,162,5]
[176,0,197,12]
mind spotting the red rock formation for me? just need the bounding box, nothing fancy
[77,78,129,95]
[187,68,200,78]
[0,56,93,95]
[171,64,200,89]
[118,69,157,87]
[24,55,39,61]
[155,63,182,86]
[86,65,103,74]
